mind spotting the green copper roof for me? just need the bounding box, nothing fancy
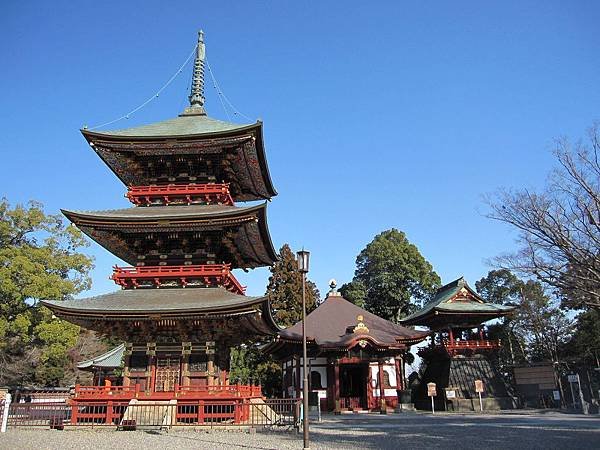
[401,277,515,325]
[42,288,269,315]
[78,344,125,370]
[89,112,256,138]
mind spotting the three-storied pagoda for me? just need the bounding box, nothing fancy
[42,32,280,409]
[401,277,518,411]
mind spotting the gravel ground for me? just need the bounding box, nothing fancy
[1,412,599,450]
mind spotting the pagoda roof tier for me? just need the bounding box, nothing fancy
[41,287,279,337]
[81,120,276,202]
[265,291,429,357]
[400,277,516,329]
[62,203,277,268]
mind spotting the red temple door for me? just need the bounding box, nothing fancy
[155,356,181,392]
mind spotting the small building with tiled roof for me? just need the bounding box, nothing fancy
[401,276,515,329]
[400,277,519,412]
[265,281,429,413]
[77,344,126,386]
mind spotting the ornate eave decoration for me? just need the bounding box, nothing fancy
[353,315,370,334]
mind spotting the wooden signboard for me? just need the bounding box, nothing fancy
[475,379,484,393]
[427,382,437,397]
[475,380,484,412]
[427,382,437,414]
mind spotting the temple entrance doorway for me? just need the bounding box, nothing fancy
[155,355,181,392]
[339,364,368,409]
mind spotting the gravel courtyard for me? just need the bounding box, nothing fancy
[1,412,598,450]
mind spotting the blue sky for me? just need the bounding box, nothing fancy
[2,1,599,299]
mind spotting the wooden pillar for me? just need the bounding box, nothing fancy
[123,354,131,387]
[333,360,340,413]
[182,354,190,387]
[148,355,156,393]
[207,354,215,386]
[295,355,301,398]
[206,340,215,386]
[449,327,455,346]
[378,359,386,414]
[394,356,403,391]
[479,326,484,341]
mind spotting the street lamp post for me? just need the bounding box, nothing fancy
[297,249,310,450]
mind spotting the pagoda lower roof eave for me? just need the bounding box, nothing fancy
[41,287,267,317]
[42,288,281,336]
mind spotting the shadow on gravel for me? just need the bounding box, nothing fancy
[277,414,600,450]
[141,431,282,450]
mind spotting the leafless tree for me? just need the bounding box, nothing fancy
[487,124,600,310]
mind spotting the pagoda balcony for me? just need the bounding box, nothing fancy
[110,264,246,295]
[419,339,501,357]
[126,183,234,206]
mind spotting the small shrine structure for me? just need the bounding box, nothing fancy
[42,31,281,424]
[265,282,428,413]
[77,344,125,386]
[401,277,518,411]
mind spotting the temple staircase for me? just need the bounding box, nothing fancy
[245,398,282,426]
[120,399,177,429]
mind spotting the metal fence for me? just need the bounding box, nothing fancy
[5,398,300,430]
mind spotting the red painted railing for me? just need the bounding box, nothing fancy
[418,339,501,357]
[73,383,261,400]
[126,183,234,206]
[5,398,300,428]
[110,264,246,295]
[442,339,501,350]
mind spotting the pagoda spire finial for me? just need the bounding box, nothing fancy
[188,29,206,114]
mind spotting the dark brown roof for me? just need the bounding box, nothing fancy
[277,293,428,350]
[81,122,277,202]
[62,203,277,268]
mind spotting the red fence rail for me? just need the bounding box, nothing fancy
[126,183,234,206]
[110,264,246,295]
[73,383,262,400]
[5,398,299,429]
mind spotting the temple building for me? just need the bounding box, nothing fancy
[42,31,281,421]
[401,277,519,411]
[265,282,429,413]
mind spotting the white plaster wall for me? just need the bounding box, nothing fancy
[369,364,397,394]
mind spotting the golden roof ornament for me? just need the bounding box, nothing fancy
[353,314,369,334]
[328,278,341,296]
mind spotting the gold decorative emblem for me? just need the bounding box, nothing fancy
[358,339,368,348]
[353,315,369,334]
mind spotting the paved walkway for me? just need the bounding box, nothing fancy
[0,411,598,449]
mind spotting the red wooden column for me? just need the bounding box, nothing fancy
[378,359,386,414]
[333,360,341,413]
[449,327,455,346]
